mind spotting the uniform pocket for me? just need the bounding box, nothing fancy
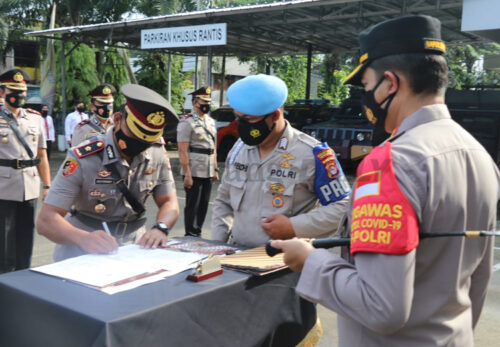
[138,180,155,202]
[228,179,245,211]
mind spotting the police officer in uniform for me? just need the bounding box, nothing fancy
[37,84,180,261]
[273,15,500,346]
[212,74,350,247]
[177,86,218,237]
[72,84,116,146]
[0,69,51,273]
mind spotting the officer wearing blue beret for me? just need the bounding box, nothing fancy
[212,74,350,246]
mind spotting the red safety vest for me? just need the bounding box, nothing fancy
[350,141,419,255]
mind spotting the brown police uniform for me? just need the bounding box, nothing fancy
[72,84,116,146]
[72,115,113,146]
[45,83,179,261]
[212,122,350,247]
[46,130,175,261]
[297,104,500,346]
[0,69,47,272]
[177,86,217,236]
[296,15,500,346]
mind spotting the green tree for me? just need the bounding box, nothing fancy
[55,42,100,110]
[134,51,191,113]
[100,47,130,107]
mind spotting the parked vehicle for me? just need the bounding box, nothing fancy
[302,90,373,166]
[284,99,335,131]
[212,106,239,162]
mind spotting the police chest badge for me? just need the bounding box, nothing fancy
[272,196,284,208]
[62,158,79,177]
[97,169,112,178]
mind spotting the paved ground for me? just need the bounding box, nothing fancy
[31,148,500,346]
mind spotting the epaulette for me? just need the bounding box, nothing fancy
[181,113,192,120]
[297,131,320,148]
[77,119,90,127]
[73,140,105,158]
[25,108,41,116]
[155,136,166,145]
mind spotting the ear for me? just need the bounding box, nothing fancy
[272,110,281,121]
[383,71,399,95]
[114,111,122,124]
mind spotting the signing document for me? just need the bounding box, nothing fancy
[32,245,206,294]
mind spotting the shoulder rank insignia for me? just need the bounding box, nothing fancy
[181,113,192,120]
[25,108,41,116]
[78,119,90,127]
[155,136,166,145]
[73,140,105,158]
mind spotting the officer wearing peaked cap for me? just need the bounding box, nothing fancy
[273,15,500,347]
[37,84,181,261]
[177,86,218,237]
[0,68,51,273]
[72,84,116,146]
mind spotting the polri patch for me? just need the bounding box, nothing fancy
[272,196,284,208]
[62,158,79,177]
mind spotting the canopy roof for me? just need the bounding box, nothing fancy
[26,0,477,57]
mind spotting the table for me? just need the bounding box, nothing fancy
[0,266,315,347]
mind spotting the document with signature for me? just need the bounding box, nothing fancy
[31,245,206,294]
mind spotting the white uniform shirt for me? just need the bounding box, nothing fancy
[41,115,55,141]
[65,110,88,142]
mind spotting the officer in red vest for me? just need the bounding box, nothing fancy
[272,15,500,346]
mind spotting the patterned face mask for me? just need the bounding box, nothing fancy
[236,113,275,146]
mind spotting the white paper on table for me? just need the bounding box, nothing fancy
[31,245,206,289]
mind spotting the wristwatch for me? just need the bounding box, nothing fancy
[153,222,169,236]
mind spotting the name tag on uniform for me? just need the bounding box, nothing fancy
[95,178,114,184]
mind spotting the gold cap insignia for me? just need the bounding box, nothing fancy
[102,86,111,94]
[147,111,165,126]
[206,87,211,94]
[250,129,261,138]
[13,72,23,82]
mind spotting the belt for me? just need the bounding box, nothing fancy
[189,147,214,155]
[0,158,40,169]
[71,210,147,242]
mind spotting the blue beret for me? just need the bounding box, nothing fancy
[227,74,288,116]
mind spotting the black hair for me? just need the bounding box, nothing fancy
[370,53,448,96]
[74,100,83,106]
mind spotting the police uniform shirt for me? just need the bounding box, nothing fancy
[177,113,216,178]
[211,121,350,247]
[71,114,113,146]
[46,128,175,224]
[0,107,46,201]
[65,110,89,142]
[296,104,500,346]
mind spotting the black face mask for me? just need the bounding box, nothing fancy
[41,110,48,118]
[114,127,151,158]
[94,104,113,119]
[77,106,85,113]
[362,73,399,146]
[6,92,26,108]
[199,103,210,114]
[237,113,275,146]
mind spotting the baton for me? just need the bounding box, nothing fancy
[265,230,500,257]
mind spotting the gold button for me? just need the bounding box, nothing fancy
[100,193,106,198]
[129,170,133,175]
[1,137,8,144]
[33,136,37,142]
[149,182,153,188]
[94,203,106,214]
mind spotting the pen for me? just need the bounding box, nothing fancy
[102,221,112,236]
